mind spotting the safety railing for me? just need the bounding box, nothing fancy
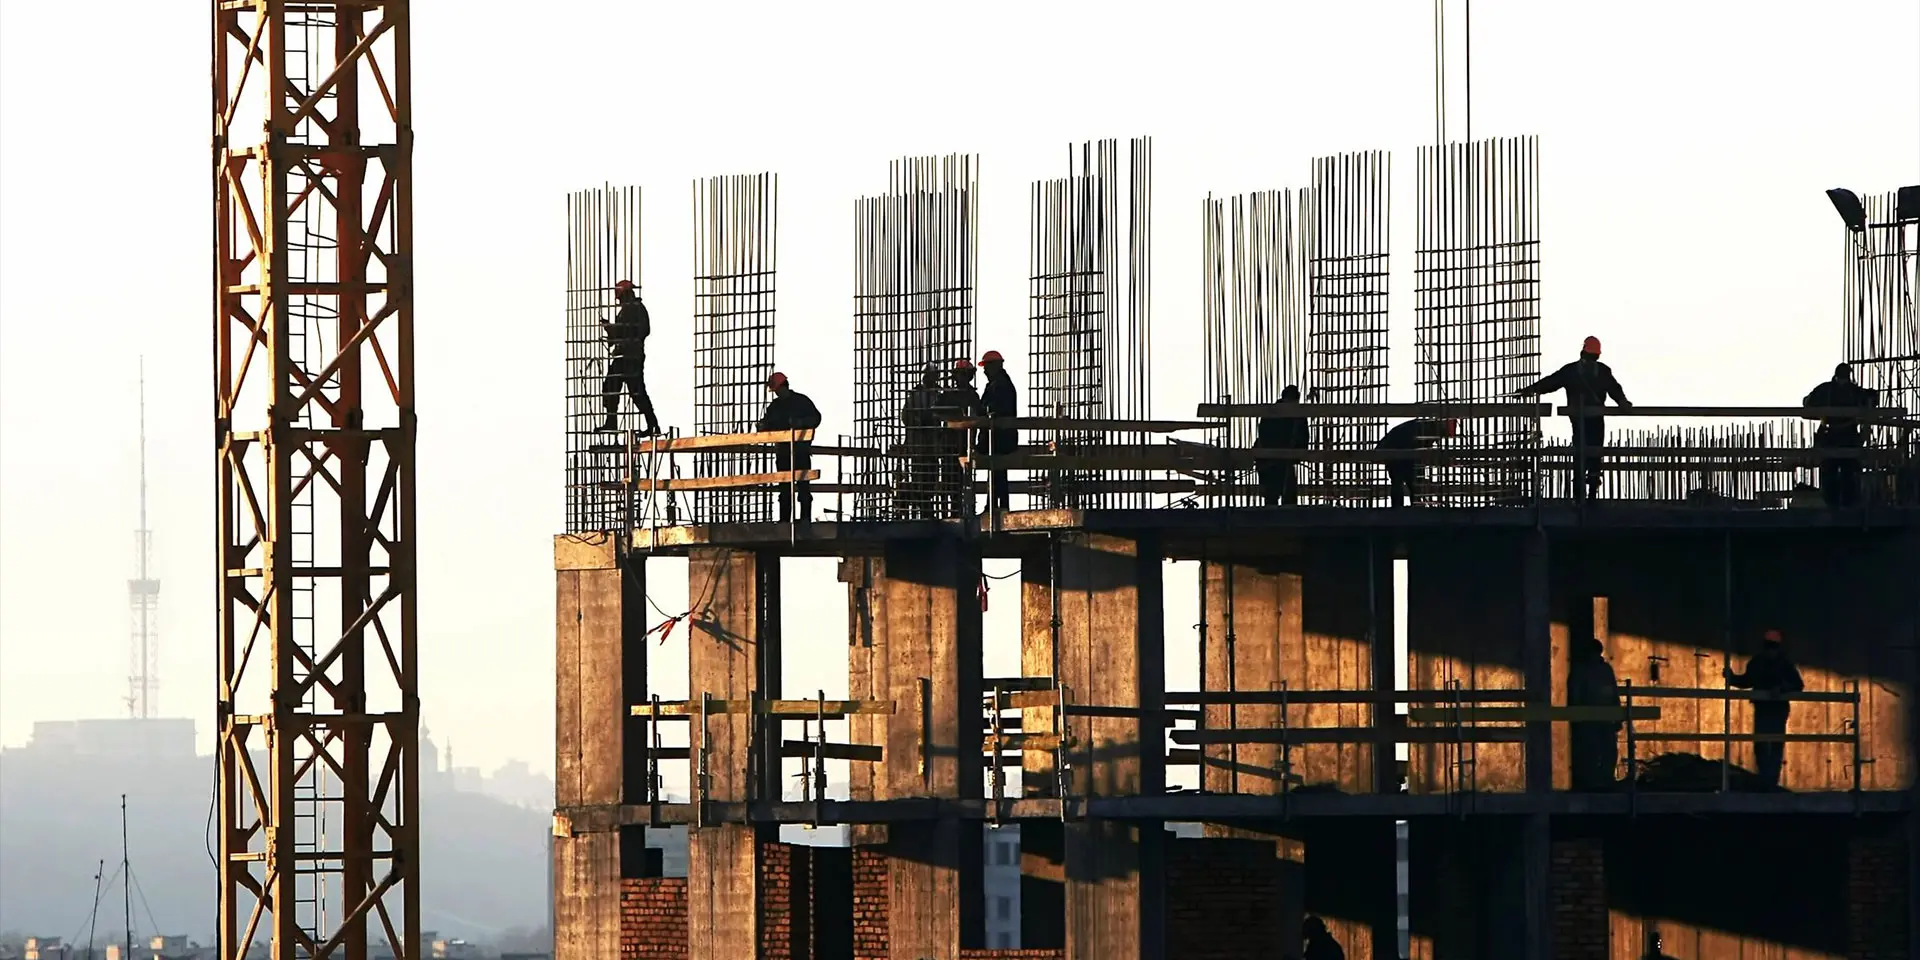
[1617,679,1866,801]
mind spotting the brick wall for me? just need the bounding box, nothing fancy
[619,878,687,960]
[1165,837,1283,960]
[759,840,798,959]
[852,846,890,960]
[1848,829,1910,960]
[1549,838,1607,960]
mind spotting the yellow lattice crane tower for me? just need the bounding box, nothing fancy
[213,3,417,959]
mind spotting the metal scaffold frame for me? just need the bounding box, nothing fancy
[213,3,418,960]
[692,173,779,523]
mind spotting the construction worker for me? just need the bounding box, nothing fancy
[1514,336,1632,500]
[598,280,660,435]
[1723,629,1804,789]
[1567,638,1622,791]
[1803,362,1878,507]
[1376,418,1457,507]
[1301,916,1345,960]
[936,359,984,516]
[1255,384,1310,506]
[757,372,821,523]
[898,366,945,518]
[977,350,1019,512]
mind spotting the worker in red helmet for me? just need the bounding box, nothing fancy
[1376,417,1458,508]
[1803,362,1878,508]
[898,365,946,518]
[598,280,660,436]
[935,358,984,517]
[1514,336,1632,501]
[977,350,1018,512]
[757,372,822,523]
[1723,629,1804,789]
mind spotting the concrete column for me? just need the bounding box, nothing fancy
[1407,533,1531,794]
[686,547,780,959]
[553,534,647,960]
[1027,532,1167,960]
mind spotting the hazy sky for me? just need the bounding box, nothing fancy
[2,1,1916,778]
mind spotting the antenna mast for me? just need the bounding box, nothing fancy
[129,359,160,718]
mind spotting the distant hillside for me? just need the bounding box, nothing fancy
[0,724,549,942]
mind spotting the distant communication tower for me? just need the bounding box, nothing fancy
[128,360,160,718]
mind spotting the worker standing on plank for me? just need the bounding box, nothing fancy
[937,359,985,517]
[598,280,661,436]
[1567,637,1623,791]
[1513,336,1632,501]
[1376,418,1457,508]
[1802,362,1878,507]
[1255,384,1310,506]
[898,366,945,518]
[978,350,1019,513]
[1723,629,1804,789]
[758,372,821,523]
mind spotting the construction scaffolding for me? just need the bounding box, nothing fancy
[851,154,980,519]
[1027,137,1154,509]
[1842,187,1920,452]
[565,184,643,533]
[1415,136,1543,505]
[1305,151,1392,504]
[1201,189,1309,504]
[692,173,780,523]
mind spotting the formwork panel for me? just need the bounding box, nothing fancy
[1407,535,1529,793]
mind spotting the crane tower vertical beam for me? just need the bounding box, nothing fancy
[213,4,417,960]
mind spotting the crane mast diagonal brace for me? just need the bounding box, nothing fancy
[214,3,418,960]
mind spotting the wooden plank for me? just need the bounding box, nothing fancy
[1623,687,1858,703]
[619,469,818,492]
[1404,705,1662,722]
[779,740,884,762]
[631,697,894,717]
[634,428,814,453]
[943,415,1214,432]
[1630,732,1857,743]
[1554,405,1908,419]
[1168,689,1527,705]
[1172,727,1530,745]
[1201,401,1552,418]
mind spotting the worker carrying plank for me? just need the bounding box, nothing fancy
[1802,362,1878,508]
[1376,417,1457,508]
[1513,336,1632,501]
[758,372,821,523]
[1254,384,1309,506]
[977,350,1018,512]
[598,280,661,436]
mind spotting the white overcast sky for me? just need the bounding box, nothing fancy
[2,1,1916,776]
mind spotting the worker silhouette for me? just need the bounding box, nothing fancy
[1803,362,1878,507]
[598,280,660,436]
[1377,418,1457,507]
[1514,336,1632,501]
[758,372,821,523]
[898,366,945,518]
[1568,637,1622,791]
[978,350,1019,512]
[1724,629,1804,789]
[1255,385,1309,506]
[1301,916,1345,960]
[937,359,985,517]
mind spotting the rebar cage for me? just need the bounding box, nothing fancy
[1843,189,1920,455]
[852,154,980,520]
[565,185,643,533]
[1201,189,1309,504]
[1415,136,1543,505]
[693,173,779,523]
[1027,137,1154,509]
[1306,151,1392,504]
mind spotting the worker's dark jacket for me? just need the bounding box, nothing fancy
[1803,380,1877,446]
[1522,359,1628,414]
[1568,655,1622,719]
[937,386,983,454]
[1302,933,1346,960]
[1378,419,1449,450]
[979,371,1019,456]
[901,384,944,451]
[1727,651,1805,720]
[1255,414,1309,452]
[758,391,822,433]
[606,301,650,357]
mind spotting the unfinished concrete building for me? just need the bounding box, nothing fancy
[552,146,1920,959]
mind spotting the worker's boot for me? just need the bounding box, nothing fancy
[597,413,618,433]
[640,415,661,437]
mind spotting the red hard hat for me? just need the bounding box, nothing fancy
[767,372,788,389]
[1582,336,1602,356]
[1763,628,1783,643]
[614,279,635,291]
[1442,418,1459,437]
[954,358,975,369]
[981,350,1004,364]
